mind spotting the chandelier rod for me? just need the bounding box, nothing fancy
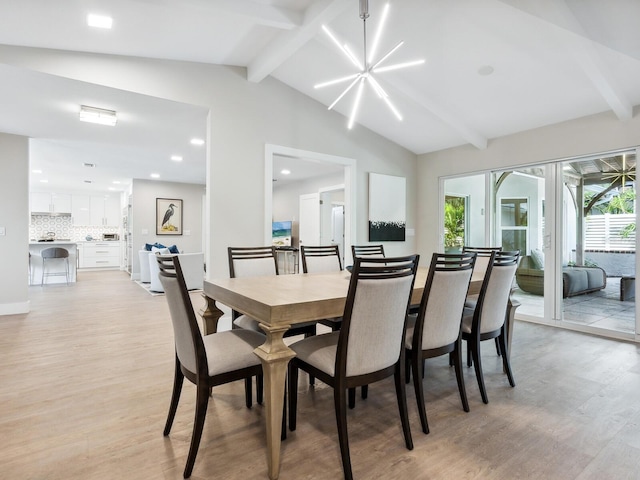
[360,0,369,71]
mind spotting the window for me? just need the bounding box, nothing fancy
[500,197,528,253]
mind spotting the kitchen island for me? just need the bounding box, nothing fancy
[29,241,78,285]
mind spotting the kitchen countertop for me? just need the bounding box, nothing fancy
[29,240,79,245]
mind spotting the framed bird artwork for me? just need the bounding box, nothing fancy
[156,198,183,235]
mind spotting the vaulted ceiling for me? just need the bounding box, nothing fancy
[0,0,639,192]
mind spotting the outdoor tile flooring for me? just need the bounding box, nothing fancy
[513,277,637,335]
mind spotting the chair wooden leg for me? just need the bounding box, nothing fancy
[411,350,429,434]
[334,387,354,480]
[361,385,368,400]
[498,332,516,387]
[244,377,252,409]
[453,338,470,413]
[405,352,411,383]
[256,374,264,405]
[287,363,298,431]
[467,340,472,368]
[495,337,501,356]
[304,330,316,386]
[348,387,356,409]
[471,337,488,404]
[394,361,414,450]
[184,383,209,478]
[164,355,184,436]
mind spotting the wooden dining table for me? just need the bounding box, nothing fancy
[201,266,511,479]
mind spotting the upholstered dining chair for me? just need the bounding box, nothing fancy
[461,250,520,404]
[301,244,343,273]
[157,255,265,479]
[228,246,317,338]
[405,252,475,434]
[462,246,503,355]
[300,245,343,331]
[351,244,385,259]
[229,246,317,397]
[288,255,419,480]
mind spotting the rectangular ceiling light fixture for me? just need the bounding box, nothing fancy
[79,105,117,126]
[87,14,113,29]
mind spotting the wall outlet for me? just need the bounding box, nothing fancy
[141,228,148,235]
[0,226,5,236]
[184,229,191,236]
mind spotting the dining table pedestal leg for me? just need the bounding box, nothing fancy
[199,293,225,335]
[254,323,295,480]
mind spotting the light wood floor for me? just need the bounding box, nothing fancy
[2,270,640,479]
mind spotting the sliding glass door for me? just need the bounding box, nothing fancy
[441,149,639,341]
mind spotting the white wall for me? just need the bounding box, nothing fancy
[418,108,640,256]
[131,179,204,277]
[0,133,29,314]
[272,171,344,223]
[0,45,417,278]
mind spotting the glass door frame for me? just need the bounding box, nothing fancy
[438,147,640,343]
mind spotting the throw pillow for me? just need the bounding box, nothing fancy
[144,243,154,251]
[153,242,166,249]
[530,248,545,269]
[168,245,179,254]
[151,246,171,255]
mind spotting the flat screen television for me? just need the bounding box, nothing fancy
[272,221,292,247]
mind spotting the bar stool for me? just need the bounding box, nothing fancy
[41,247,70,285]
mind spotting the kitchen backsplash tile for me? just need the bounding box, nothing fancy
[31,215,119,241]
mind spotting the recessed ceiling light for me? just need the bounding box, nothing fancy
[108,187,116,191]
[190,138,205,146]
[281,169,291,175]
[79,105,117,126]
[112,180,120,184]
[150,173,160,179]
[171,155,183,162]
[87,14,113,29]
[40,179,48,183]
[32,169,42,174]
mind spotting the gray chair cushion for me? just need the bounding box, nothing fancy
[233,314,264,333]
[290,332,340,377]
[203,329,264,377]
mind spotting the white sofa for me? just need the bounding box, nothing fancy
[142,251,205,292]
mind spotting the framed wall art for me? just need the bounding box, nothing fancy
[156,198,183,235]
[368,173,406,241]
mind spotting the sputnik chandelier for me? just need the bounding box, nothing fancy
[315,0,424,129]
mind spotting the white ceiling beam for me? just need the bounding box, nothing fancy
[247,0,352,83]
[376,76,488,150]
[497,0,633,121]
[178,0,302,29]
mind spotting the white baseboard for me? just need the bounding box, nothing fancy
[0,301,30,316]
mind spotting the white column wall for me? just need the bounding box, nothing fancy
[0,132,29,314]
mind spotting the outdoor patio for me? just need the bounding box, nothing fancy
[513,276,636,335]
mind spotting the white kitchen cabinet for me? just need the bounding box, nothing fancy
[79,242,121,268]
[104,195,121,226]
[31,192,72,214]
[89,195,121,226]
[72,194,91,226]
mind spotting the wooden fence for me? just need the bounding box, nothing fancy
[585,213,636,251]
